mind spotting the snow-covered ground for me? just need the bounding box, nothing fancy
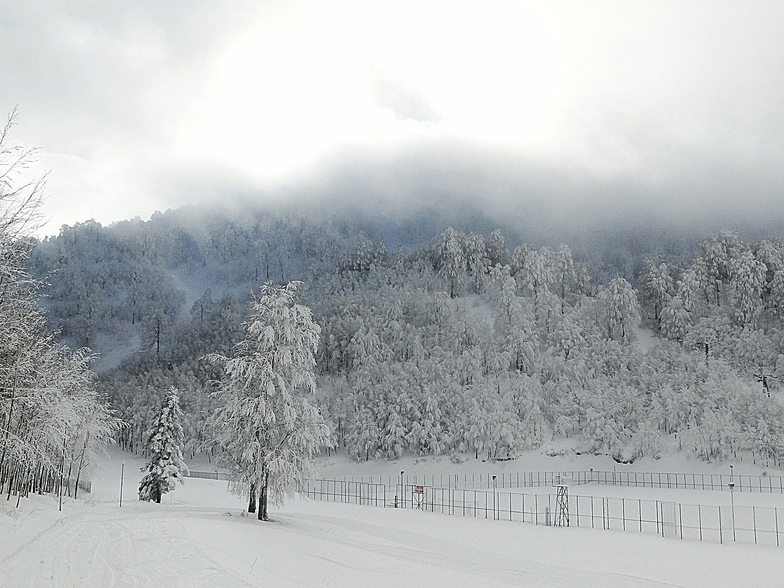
[1,449,783,588]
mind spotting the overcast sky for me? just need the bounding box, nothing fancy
[2,0,783,237]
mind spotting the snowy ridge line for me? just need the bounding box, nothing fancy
[324,470,784,493]
[299,479,784,548]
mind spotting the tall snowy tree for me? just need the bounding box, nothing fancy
[731,250,765,327]
[640,258,673,327]
[139,387,188,503]
[700,231,743,306]
[437,227,466,298]
[597,277,640,342]
[210,282,329,521]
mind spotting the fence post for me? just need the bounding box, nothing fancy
[574,495,578,527]
[591,497,595,529]
[622,498,626,531]
[535,494,539,525]
[679,503,683,540]
[656,500,660,535]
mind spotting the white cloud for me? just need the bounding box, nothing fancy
[1,0,783,236]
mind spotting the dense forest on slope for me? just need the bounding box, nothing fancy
[27,206,784,466]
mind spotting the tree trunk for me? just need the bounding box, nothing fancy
[248,483,257,513]
[258,473,269,521]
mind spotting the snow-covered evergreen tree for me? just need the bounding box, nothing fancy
[139,387,188,503]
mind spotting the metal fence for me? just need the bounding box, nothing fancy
[301,479,783,548]
[330,470,784,493]
[298,479,387,507]
[184,468,784,547]
[187,470,231,481]
[408,486,783,547]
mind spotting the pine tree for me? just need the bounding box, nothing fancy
[139,387,188,503]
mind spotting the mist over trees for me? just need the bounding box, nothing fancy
[23,198,784,468]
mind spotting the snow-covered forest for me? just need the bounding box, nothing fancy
[24,202,784,469]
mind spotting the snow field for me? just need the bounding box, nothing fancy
[2,450,784,587]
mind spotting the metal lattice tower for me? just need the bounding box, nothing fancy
[554,484,569,527]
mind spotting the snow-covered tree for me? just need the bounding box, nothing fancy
[552,244,583,313]
[597,277,640,342]
[700,231,743,306]
[485,229,507,267]
[210,282,329,520]
[463,233,489,293]
[731,251,765,327]
[139,387,188,503]
[640,258,673,326]
[660,295,690,342]
[437,227,466,297]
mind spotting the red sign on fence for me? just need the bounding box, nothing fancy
[414,485,424,494]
